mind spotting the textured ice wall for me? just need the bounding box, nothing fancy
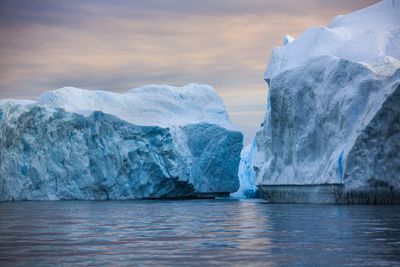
[255,57,400,191]
[252,1,400,197]
[231,139,258,198]
[0,85,242,201]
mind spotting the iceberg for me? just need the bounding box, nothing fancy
[0,84,243,200]
[252,0,400,203]
[230,139,258,198]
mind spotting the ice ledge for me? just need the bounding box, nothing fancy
[259,184,400,204]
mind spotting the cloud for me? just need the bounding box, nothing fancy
[0,0,379,141]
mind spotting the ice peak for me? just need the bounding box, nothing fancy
[283,35,295,46]
[265,0,400,81]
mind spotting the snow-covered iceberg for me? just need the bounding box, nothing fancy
[252,0,400,203]
[0,84,243,200]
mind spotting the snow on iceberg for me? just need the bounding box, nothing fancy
[265,0,400,82]
[0,84,243,201]
[36,83,234,130]
[252,0,400,203]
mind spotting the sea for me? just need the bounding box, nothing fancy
[1,199,400,266]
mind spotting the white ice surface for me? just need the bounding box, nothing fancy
[35,83,235,130]
[265,0,400,81]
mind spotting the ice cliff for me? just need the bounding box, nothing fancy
[0,84,243,200]
[231,140,258,198]
[249,0,400,203]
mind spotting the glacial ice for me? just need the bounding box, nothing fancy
[282,35,294,46]
[252,0,400,202]
[231,139,258,198]
[36,84,236,130]
[0,84,242,201]
[265,0,400,81]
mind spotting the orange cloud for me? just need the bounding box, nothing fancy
[0,0,379,142]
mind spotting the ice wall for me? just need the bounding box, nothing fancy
[0,84,243,200]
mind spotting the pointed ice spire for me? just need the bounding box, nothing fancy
[283,35,295,46]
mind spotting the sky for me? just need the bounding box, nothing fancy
[0,0,379,143]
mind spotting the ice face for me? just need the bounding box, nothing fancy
[255,56,400,188]
[337,151,345,183]
[0,84,243,200]
[231,139,258,198]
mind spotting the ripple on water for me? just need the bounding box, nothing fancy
[0,199,400,266]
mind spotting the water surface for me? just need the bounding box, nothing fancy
[1,199,400,266]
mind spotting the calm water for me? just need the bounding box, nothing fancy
[0,199,400,266]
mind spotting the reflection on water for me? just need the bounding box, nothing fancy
[0,199,400,266]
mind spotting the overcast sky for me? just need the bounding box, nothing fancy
[0,0,379,143]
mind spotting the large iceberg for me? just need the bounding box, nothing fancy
[251,0,400,203]
[0,84,243,200]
